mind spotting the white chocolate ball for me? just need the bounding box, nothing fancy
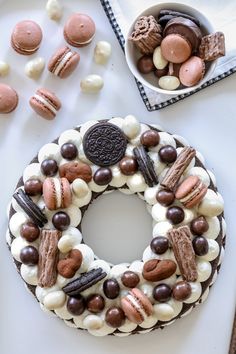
[198,189,224,217]
[197,260,212,282]
[159,76,180,91]
[25,57,45,79]
[0,61,10,76]
[122,115,140,139]
[80,75,104,93]
[58,129,82,147]
[154,303,175,321]
[46,0,63,21]
[43,291,66,310]
[83,315,103,330]
[153,46,168,69]
[94,41,111,64]
[72,178,89,198]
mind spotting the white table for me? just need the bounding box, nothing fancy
[0,1,236,353]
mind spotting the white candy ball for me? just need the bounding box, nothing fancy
[80,75,104,93]
[159,76,180,91]
[153,46,168,69]
[94,41,111,64]
[0,61,10,76]
[122,115,140,139]
[25,57,45,79]
[43,291,66,310]
[46,0,63,21]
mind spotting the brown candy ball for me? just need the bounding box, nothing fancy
[24,179,42,196]
[103,278,120,299]
[121,271,140,288]
[119,157,138,176]
[105,306,125,328]
[154,67,169,78]
[61,143,78,160]
[137,55,155,74]
[93,167,112,185]
[150,236,169,254]
[86,294,105,313]
[140,130,160,148]
[52,211,70,231]
[20,246,39,265]
[67,295,85,315]
[166,206,185,225]
[41,159,58,176]
[172,281,191,301]
[158,145,177,163]
[192,236,209,256]
[153,284,172,302]
[20,222,40,242]
[156,189,175,206]
[190,216,209,235]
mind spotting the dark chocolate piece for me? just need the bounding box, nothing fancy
[83,123,127,167]
[199,32,225,61]
[13,189,47,227]
[62,268,107,296]
[158,14,175,28]
[133,146,158,187]
[158,9,200,27]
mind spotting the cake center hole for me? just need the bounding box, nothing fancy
[82,191,152,264]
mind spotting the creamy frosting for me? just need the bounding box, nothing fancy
[54,51,73,76]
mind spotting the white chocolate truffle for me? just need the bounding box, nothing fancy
[198,189,224,217]
[80,75,104,93]
[154,303,175,321]
[0,60,10,76]
[46,0,63,21]
[43,291,66,310]
[94,41,111,64]
[25,57,45,79]
[153,46,168,69]
[159,76,180,91]
[83,315,103,330]
[122,115,140,139]
[72,178,89,198]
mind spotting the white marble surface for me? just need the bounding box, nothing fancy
[0,1,236,354]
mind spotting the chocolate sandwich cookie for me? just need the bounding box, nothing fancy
[83,122,127,167]
[133,146,158,187]
[158,9,200,27]
[13,189,47,227]
[62,268,107,296]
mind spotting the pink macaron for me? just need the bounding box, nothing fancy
[0,84,18,114]
[175,175,207,208]
[29,88,61,120]
[43,177,72,210]
[179,56,205,87]
[63,13,96,47]
[121,288,153,324]
[48,46,80,79]
[11,20,43,55]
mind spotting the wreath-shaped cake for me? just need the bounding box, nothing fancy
[7,116,225,336]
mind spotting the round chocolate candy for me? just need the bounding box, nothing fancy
[119,157,138,175]
[156,189,175,206]
[41,159,58,176]
[150,236,169,254]
[121,271,140,288]
[137,55,155,74]
[192,236,209,256]
[153,284,172,302]
[20,222,40,242]
[166,206,185,224]
[140,130,160,148]
[24,179,42,196]
[172,281,191,301]
[67,295,85,315]
[158,145,177,163]
[61,143,78,160]
[103,278,120,299]
[20,246,39,265]
[105,306,125,328]
[93,167,112,185]
[154,67,169,78]
[190,216,209,235]
[86,294,105,313]
[52,211,70,231]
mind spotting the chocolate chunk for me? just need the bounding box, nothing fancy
[62,268,107,296]
[158,10,200,27]
[13,189,47,227]
[38,229,61,287]
[161,146,196,191]
[168,226,197,282]
[199,32,225,61]
[133,146,158,187]
[83,123,127,167]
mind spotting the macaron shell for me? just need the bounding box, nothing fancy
[43,178,57,210]
[48,47,80,78]
[131,288,153,316]
[11,20,42,55]
[43,177,72,210]
[179,56,205,87]
[63,13,96,47]
[30,88,61,120]
[38,88,61,110]
[184,184,208,208]
[161,34,192,64]
[0,84,18,113]
[30,97,55,120]
[60,178,72,208]
[175,175,200,199]
[59,52,80,78]
[121,297,143,324]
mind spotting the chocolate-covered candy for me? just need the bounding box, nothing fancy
[20,221,40,242]
[172,281,191,301]
[119,157,138,175]
[153,284,172,302]
[140,130,160,148]
[154,67,168,78]
[24,179,42,196]
[61,143,78,160]
[93,167,112,185]
[166,206,184,224]
[103,278,120,299]
[190,216,209,235]
[86,294,105,313]
[67,295,85,315]
[137,55,155,74]
[121,271,140,288]
[105,306,125,328]
[156,189,175,206]
[52,211,70,231]
[20,246,39,265]
[41,159,58,176]
[192,236,209,256]
[150,236,169,254]
[158,145,177,163]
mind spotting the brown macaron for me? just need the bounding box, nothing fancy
[63,13,96,47]
[175,175,207,208]
[121,288,153,324]
[179,56,205,87]
[43,177,72,210]
[29,88,61,120]
[48,46,80,79]
[11,20,43,55]
[0,84,18,113]
[161,34,192,63]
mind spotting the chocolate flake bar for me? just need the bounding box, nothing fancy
[199,32,225,61]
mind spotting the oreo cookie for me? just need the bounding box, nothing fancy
[62,268,107,296]
[83,123,127,167]
[13,189,47,227]
[133,146,158,187]
[158,9,200,27]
